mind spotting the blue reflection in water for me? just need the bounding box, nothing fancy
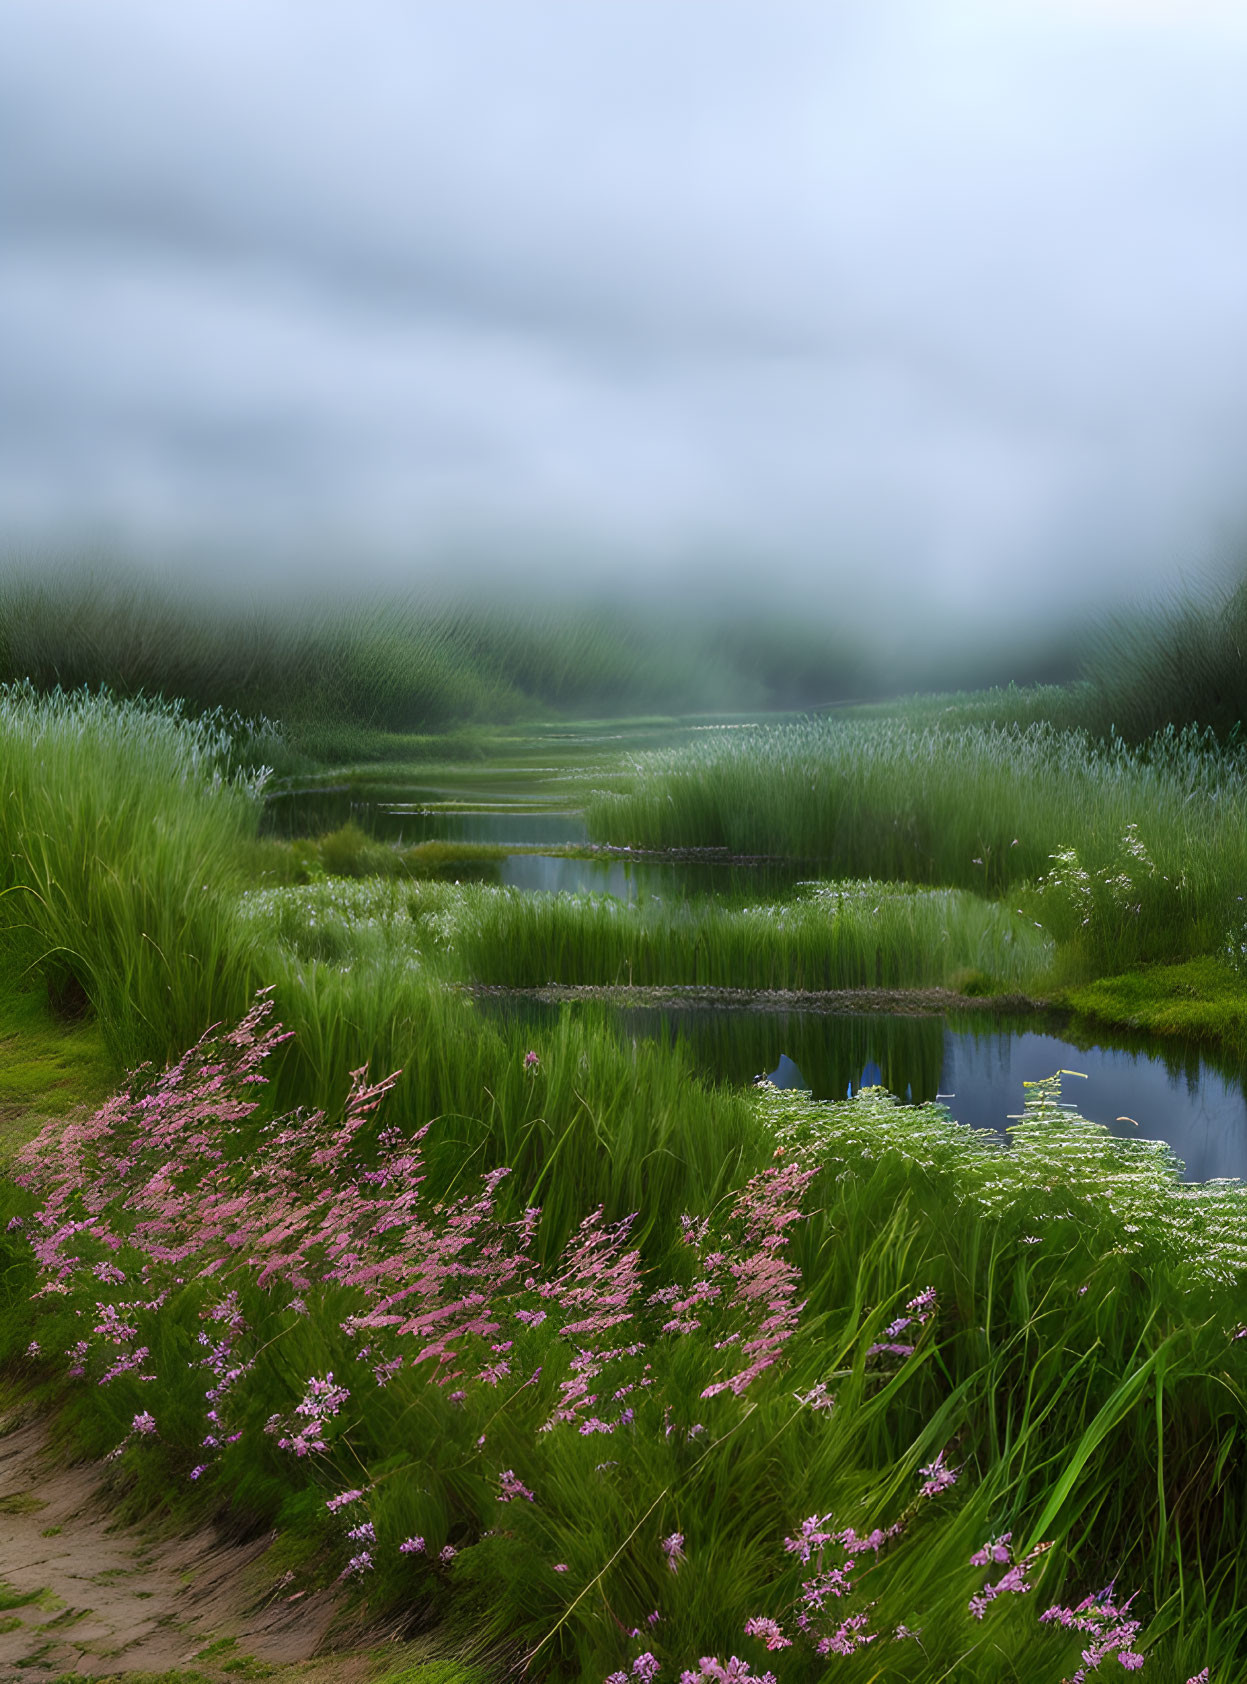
[936,1027,1247,1184]
[762,1053,812,1093]
[770,1028,1247,1181]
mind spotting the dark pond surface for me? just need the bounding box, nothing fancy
[263,791,807,898]
[479,998,1247,1182]
[264,787,590,847]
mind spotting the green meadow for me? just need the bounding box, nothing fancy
[2,575,1247,1682]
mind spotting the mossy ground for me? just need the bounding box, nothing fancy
[1058,956,1247,1053]
[0,983,117,1160]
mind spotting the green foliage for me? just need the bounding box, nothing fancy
[5,667,1247,1678]
[587,714,1247,971]
[0,684,266,1066]
[0,565,900,736]
[1024,821,1187,972]
[438,877,1051,993]
[12,1039,1247,1680]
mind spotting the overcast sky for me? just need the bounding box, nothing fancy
[4,0,1247,627]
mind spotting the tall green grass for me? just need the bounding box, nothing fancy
[1077,572,1247,745]
[241,870,1050,995]
[587,715,1247,971]
[481,992,955,1103]
[0,697,763,1263]
[7,1052,1247,1679]
[4,682,1247,1675]
[0,684,266,1065]
[764,1074,1247,1674]
[439,879,1051,993]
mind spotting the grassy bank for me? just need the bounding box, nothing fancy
[430,878,1050,993]
[0,684,268,1067]
[0,979,117,1163]
[240,872,1051,996]
[1058,958,1247,1056]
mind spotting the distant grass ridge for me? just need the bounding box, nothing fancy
[0,566,890,738]
[1077,572,1247,745]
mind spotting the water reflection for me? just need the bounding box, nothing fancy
[263,787,588,847]
[762,1052,812,1093]
[939,1026,1247,1184]
[478,997,1247,1182]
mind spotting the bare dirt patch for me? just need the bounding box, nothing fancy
[0,1417,365,1679]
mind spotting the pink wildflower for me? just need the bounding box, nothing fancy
[498,1468,535,1503]
[680,1661,776,1682]
[817,1610,877,1656]
[917,1448,959,1497]
[970,1534,1014,1566]
[743,1617,790,1651]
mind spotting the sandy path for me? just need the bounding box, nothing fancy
[0,1417,354,1678]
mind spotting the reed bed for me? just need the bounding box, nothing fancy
[234,879,761,1264]
[586,716,1247,971]
[4,687,1247,1676]
[436,879,1052,993]
[0,684,267,1066]
[239,871,1050,994]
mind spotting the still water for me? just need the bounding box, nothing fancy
[264,787,589,847]
[480,998,1247,1183]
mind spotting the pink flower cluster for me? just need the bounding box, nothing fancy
[866,1283,940,1360]
[1040,1583,1145,1678]
[969,1534,1052,1621]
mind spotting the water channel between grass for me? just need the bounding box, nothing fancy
[264,757,1247,1186]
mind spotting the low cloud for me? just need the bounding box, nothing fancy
[4,1,1247,634]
